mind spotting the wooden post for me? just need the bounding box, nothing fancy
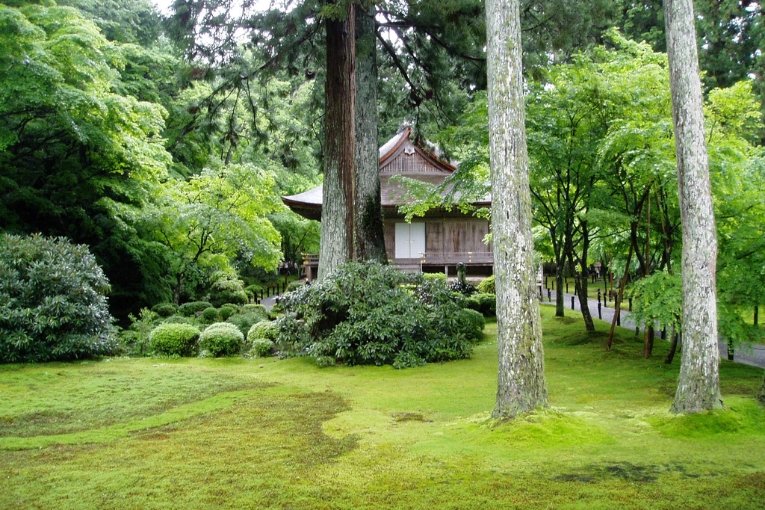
[570,296,575,310]
[755,305,759,327]
[598,302,602,319]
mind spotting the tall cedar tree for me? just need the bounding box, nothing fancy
[664,0,723,413]
[318,2,357,280]
[486,0,548,418]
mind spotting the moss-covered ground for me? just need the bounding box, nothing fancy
[1,305,764,509]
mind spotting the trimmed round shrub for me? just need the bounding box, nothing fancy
[201,307,220,323]
[178,301,213,317]
[227,312,266,336]
[151,303,177,318]
[286,280,305,292]
[476,293,496,316]
[247,320,278,342]
[0,234,117,362]
[209,277,248,307]
[148,323,200,356]
[199,322,244,357]
[218,304,239,320]
[456,308,486,341]
[477,275,495,294]
[248,338,274,357]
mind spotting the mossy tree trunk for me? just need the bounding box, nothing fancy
[486,0,547,419]
[665,0,722,413]
[353,5,387,263]
[319,3,356,280]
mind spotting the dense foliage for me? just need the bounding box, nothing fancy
[0,234,117,362]
[199,322,244,357]
[274,262,484,368]
[148,323,200,356]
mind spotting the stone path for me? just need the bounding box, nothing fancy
[543,289,765,369]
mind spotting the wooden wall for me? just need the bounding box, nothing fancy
[383,219,491,260]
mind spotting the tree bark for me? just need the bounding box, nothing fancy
[576,220,595,333]
[353,5,387,263]
[758,374,765,404]
[665,0,722,413]
[486,0,547,419]
[319,3,356,280]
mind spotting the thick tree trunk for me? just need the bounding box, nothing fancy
[486,0,547,419]
[665,0,722,413]
[353,6,387,263]
[319,4,356,280]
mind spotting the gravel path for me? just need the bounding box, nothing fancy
[541,289,765,369]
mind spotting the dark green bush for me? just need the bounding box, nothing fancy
[151,303,177,318]
[456,308,486,340]
[227,312,266,336]
[209,276,248,307]
[248,338,274,357]
[148,323,200,356]
[199,322,244,357]
[274,261,478,368]
[475,293,496,316]
[218,304,239,320]
[286,280,305,292]
[178,301,213,317]
[477,275,495,294]
[0,234,118,362]
[201,307,220,323]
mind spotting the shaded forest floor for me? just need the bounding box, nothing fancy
[1,306,764,509]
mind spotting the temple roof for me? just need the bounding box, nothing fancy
[282,128,490,220]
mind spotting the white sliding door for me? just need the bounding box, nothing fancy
[394,222,425,258]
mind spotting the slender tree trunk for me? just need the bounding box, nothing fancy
[665,0,722,413]
[607,241,634,350]
[758,374,764,404]
[577,221,595,333]
[665,331,679,364]
[555,270,564,317]
[486,0,547,419]
[353,5,387,263]
[319,4,356,280]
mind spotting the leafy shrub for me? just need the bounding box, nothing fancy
[121,308,161,356]
[199,322,244,357]
[248,338,274,357]
[456,308,486,340]
[178,301,213,317]
[227,312,266,336]
[209,276,248,307]
[449,280,477,295]
[274,261,478,368]
[0,234,118,362]
[148,323,200,356]
[245,284,263,301]
[242,304,268,318]
[201,307,220,323]
[151,303,177,318]
[475,293,496,317]
[287,280,305,292]
[477,275,495,294]
[247,320,278,342]
[423,272,447,283]
[162,315,197,325]
[218,304,239,320]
